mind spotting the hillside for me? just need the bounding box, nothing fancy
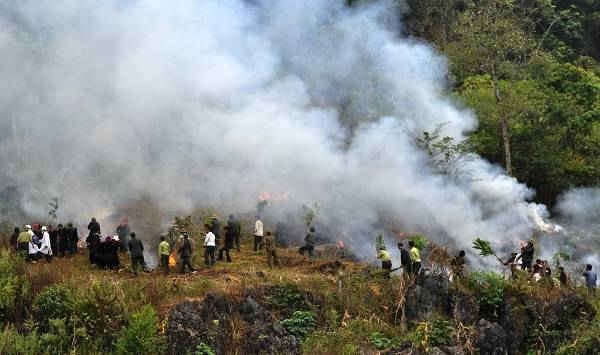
[1,233,599,355]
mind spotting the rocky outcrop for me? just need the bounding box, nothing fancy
[167,292,299,355]
[475,319,508,355]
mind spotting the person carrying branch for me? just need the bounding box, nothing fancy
[377,247,392,278]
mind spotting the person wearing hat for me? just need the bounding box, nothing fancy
[38,226,53,263]
[17,225,33,260]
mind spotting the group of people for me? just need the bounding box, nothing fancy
[11,223,79,262]
[377,240,423,278]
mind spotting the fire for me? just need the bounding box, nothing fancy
[169,252,177,267]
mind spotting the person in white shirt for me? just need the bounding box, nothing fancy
[204,224,216,267]
[254,216,264,252]
[38,226,53,262]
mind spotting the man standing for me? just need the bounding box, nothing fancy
[116,218,130,253]
[128,232,144,276]
[377,247,392,278]
[408,240,421,275]
[178,233,195,273]
[583,264,597,295]
[227,215,241,251]
[518,240,534,271]
[264,231,279,268]
[158,236,171,274]
[218,225,234,262]
[38,226,53,263]
[253,216,264,252]
[451,250,467,280]
[298,227,316,259]
[88,218,101,237]
[204,225,216,267]
[66,223,79,255]
[397,242,411,274]
[10,227,19,252]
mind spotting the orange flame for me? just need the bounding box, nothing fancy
[169,252,177,267]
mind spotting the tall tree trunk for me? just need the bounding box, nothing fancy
[500,116,512,176]
[491,67,513,175]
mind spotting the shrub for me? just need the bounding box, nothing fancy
[32,284,75,331]
[369,331,401,350]
[0,327,41,355]
[195,342,216,355]
[115,305,165,355]
[280,310,316,340]
[409,318,454,351]
[0,250,29,324]
[464,272,506,319]
[72,280,127,350]
[267,283,307,311]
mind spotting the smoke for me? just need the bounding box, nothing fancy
[551,188,600,273]
[0,0,552,262]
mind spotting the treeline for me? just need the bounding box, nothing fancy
[353,0,600,207]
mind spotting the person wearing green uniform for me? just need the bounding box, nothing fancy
[377,247,392,278]
[158,236,171,274]
[408,240,421,275]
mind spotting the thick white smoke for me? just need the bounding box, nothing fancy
[0,0,550,261]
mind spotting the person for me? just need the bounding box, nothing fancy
[227,215,241,251]
[583,264,597,295]
[204,225,216,267]
[503,252,519,278]
[451,250,466,280]
[218,225,234,262]
[66,223,79,255]
[116,218,130,253]
[38,226,53,263]
[254,216,264,252]
[558,266,568,286]
[86,231,101,265]
[30,225,42,262]
[88,217,101,237]
[48,225,58,256]
[178,233,195,273]
[107,235,121,270]
[264,231,279,268]
[17,225,33,260]
[10,227,20,252]
[56,224,66,256]
[209,215,221,244]
[377,247,392,278]
[128,232,144,276]
[532,259,544,282]
[158,236,171,274]
[518,240,534,271]
[298,227,316,259]
[408,240,421,275]
[397,242,411,274]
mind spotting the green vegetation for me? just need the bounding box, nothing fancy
[280,311,317,340]
[115,306,165,355]
[405,0,600,206]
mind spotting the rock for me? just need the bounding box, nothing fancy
[451,290,479,325]
[405,273,451,321]
[475,319,507,355]
[166,292,299,355]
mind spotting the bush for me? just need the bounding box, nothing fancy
[72,280,127,350]
[195,342,216,355]
[115,305,165,355]
[267,283,307,312]
[0,327,41,355]
[32,284,75,332]
[408,318,454,351]
[464,272,506,319]
[280,310,316,340]
[0,250,29,325]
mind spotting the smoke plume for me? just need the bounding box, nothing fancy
[0,0,555,261]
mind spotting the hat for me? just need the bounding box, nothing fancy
[25,225,32,230]
[113,235,120,242]
[41,226,47,231]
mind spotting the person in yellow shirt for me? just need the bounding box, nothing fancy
[377,247,392,278]
[158,236,171,274]
[408,240,421,276]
